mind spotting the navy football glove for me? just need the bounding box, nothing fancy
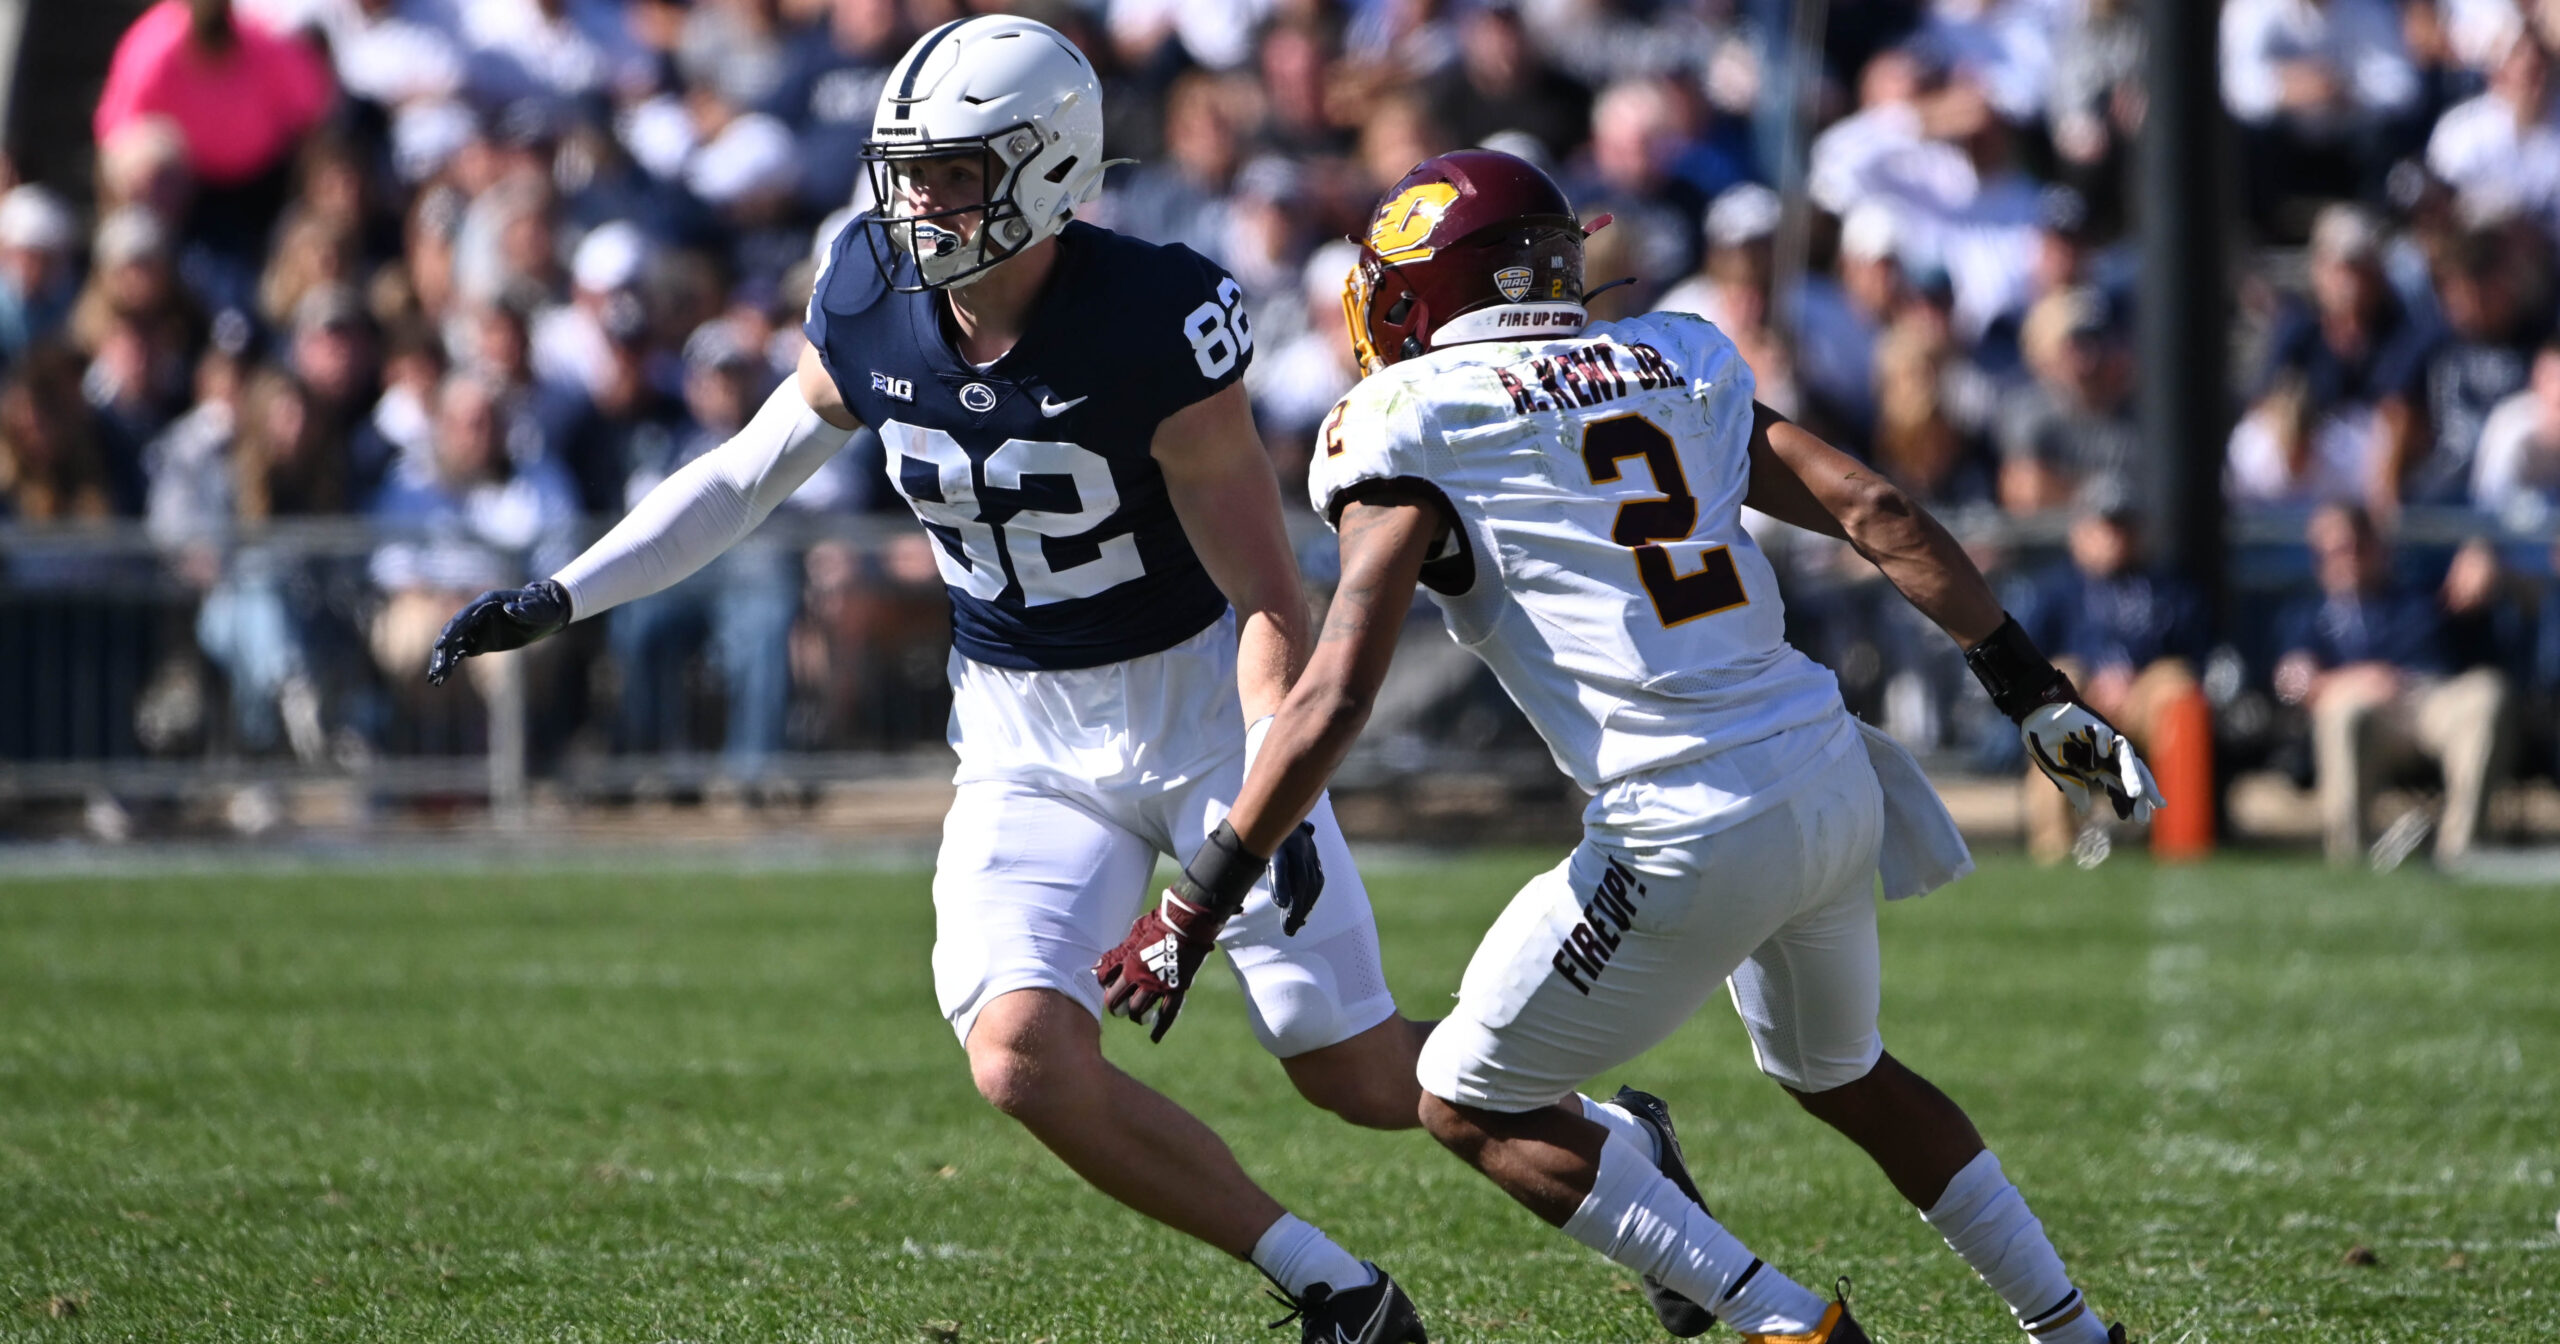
[1271,820,1323,936]
[426,580,571,686]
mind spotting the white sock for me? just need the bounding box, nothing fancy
[1560,1135,1826,1335]
[1578,1093,1657,1162]
[1251,1213,1375,1299]
[1921,1151,2110,1344]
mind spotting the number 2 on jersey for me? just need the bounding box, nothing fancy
[1580,413,1749,627]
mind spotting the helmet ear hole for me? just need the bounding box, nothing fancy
[1385,293,1414,325]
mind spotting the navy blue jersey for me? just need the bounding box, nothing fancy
[804,219,1250,670]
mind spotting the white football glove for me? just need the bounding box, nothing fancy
[2021,701,2162,822]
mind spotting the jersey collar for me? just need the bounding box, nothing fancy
[911,223,1092,383]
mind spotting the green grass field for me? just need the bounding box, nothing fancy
[2,852,2555,1342]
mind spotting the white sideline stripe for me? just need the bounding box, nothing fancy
[2136,868,2219,1344]
[2443,846,2560,884]
[0,839,1494,882]
[0,838,940,880]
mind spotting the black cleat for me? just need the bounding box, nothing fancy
[2106,1325,2128,1343]
[1269,1263,1428,1344]
[1610,1085,1718,1337]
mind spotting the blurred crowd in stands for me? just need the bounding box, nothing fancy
[6,0,2560,859]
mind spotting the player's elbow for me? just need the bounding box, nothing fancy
[1836,476,1924,550]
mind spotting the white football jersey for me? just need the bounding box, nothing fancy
[1309,310,1847,794]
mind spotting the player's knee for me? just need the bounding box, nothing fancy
[1783,1074,1866,1129]
[969,1047,1072,1121]
[966,1037,1092,1123]
[1417,1091,1486,1157]
[1784,1052,1930,1129]
[1760,1035,1893,1105]
[1281,1018,1429,1130]
[966,1046,1042,1119]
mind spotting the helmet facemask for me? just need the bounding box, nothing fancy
[1342,222,1587,375]
[1341,252,1404,378]
[861,122,1054,292]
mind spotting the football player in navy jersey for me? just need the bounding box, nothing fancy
[425,15,1427,1342]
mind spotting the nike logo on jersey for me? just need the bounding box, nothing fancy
[1039,394,1088,417]
[1550,856,1647,995]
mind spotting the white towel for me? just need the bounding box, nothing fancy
[1856,718,1974,900]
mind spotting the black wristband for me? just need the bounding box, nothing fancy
[1173,820,1267,917]
[1964,614,2074,721]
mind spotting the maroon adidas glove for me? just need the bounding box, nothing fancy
[1095,821,1265,1042]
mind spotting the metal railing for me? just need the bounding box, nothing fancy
[5,505,2553,836]
[1,512,962,830]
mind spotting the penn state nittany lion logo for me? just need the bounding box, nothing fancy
[1494,265,1534,302]
[959,382,998,413]
[1368,181,1462,263]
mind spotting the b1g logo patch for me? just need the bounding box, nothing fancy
[958,382,998,413]
[1494,265,1535,302]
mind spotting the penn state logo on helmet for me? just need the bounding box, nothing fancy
[861,16,1114,292]
[1342,150,1595,374]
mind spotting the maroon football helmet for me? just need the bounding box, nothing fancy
[1343,150,1594,374]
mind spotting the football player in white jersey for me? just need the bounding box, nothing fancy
[1160,150,2159,1342]
[426,18,1430,1340]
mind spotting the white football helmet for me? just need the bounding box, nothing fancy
[862,15,1110,290]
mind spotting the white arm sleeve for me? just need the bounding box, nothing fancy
[551,382,857,620]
